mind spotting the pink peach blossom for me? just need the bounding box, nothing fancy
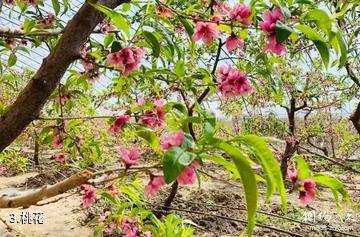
[217,66,253,97]
[55,95,70,105]
[192,22,220,46]
[260,8,287,56]
[105,183,121,197]
[214,2,231,15]
[119,145,140,168]
[177,160,201,185]
[260,8,284,34]
[100,21,116,34]
[105,221,117,234]
[145,176,165,196]
[139,99,166,128]
[39,12,55,26]
[7,40,17,49]
[52,129,63,148]
[155,5,173,18]
[80,60,94,72]
[299,179,316,205]
[225,34,244,52]
[144,231,152,237]
[264,35,287,56]
[121,217,140,237]
[80,185,97,208]
[160,130,185,151]
[287,169,298,182]
[55,153,66,162]
[229,4,252,26]
[107,47,145,76]
[98,211,110,225]
[108,114,130,135]
[134,97,146,107]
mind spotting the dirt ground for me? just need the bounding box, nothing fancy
[0,162,359,237]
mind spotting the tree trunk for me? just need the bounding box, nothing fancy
[281,98,296,179]
[350,102,360,135]
[0,0,129,152]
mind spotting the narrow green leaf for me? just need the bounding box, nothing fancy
[336,32,348,68]
[201,154,240,179]
[8,53,17,67]
[306,9,332,36]
[112,13,130,37]
[218,142,257,237]
[237,135,287,212]
[51,0,60,15]
[143,31,160,57]
[179,18,194,40]
[175,60,185,77]
[295,155,311,180]
[163,147,196,183]
[295,24,326,42]
[313,174,350,204]
[314,40,329,68]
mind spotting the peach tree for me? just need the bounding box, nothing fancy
[0,0,357,236]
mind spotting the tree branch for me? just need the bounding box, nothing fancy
[0,0,130,152]
[0,170,93,208]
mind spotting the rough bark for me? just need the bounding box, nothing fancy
[0,170,93,208]
[0,0,129,152]
[350,102,360,135]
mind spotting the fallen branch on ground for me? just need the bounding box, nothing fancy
[0,170,92,208]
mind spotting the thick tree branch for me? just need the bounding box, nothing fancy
[0,170,93,208]
[350,102,360,135]
[0,0,130,152]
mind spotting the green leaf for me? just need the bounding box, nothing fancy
[163,147,196,183]
[112,13,130,37]
[51,0,60,15]
[99,191,118,204]
[90,3,114,17]
[111,41,121,53]
[236,135,287,212]
[336,32,348,67]
[275,21,293,44]
[103,33,115,48]
[203,111,216,142]
[295,24,326,42]
[8,53,17,67]
[23,19,35,34]
[181,133,195,150]
[306,9,332,36]
[314,40,329,68]
[295,155,311,180]
[201,154,240,179]
[143,31,160,57]
[175,60,185,77]
[90,3,130,36]
[179,18,194,40]
[137,130,160,151]
[313,174,350,204]
[218,142,257,237]
[163,102,187,114]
